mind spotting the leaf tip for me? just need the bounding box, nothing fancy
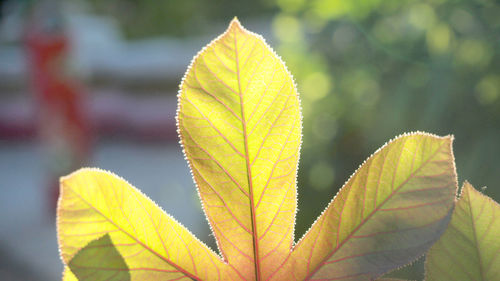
[460,181,487,202]
[229,16,242,29]
[442,134,454,148]
[462,180,472,189]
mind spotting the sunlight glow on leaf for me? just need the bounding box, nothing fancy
[57,19,460,281]
[425,182,500,280]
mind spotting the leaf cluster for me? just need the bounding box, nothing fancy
[57,19,500,281]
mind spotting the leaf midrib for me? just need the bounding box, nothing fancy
[467,189,486,281]
[233,25,262,281]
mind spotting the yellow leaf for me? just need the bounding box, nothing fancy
[178,18,301,280]
[57,168,234,280]
[62,267,77,281]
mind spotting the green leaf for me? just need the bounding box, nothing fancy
[425,182,500,280]
[68,234,130,281]
[269,133,457,280]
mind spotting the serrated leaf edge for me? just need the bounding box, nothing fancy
[175,17,304,265]
[423,181,500,281]
[274,131,459,281]
[56,167,224,272]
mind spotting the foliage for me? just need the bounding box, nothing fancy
[425,182,500,280]
[57,19,499,280]
[82,3,500,275]
[269,0,500,245]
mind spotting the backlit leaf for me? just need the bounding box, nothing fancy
[269,133,457,280]
[178,18,301,280]
[57,168,234,280]
[425,182,500,280]
[63,267,77,281]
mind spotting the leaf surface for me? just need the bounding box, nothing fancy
[63,267,77,281]
[269,133,457,281]
[425,182,500,280]
[68,234,130,280]
[57,168,233,281]
[178,18,301,280]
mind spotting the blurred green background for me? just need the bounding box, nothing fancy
[88,0,500,218]
[87,0,500,278]
[1,0,499,280]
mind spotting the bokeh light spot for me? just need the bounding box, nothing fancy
[302,72,332,101]
[409,3,436,31]
[272,15,303,43]
[426,23,452,55]
[276,0,306,14]
[312,0,350,20]
[309,161,336,190]
[475,75,500,105]
[455,39,492,68]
